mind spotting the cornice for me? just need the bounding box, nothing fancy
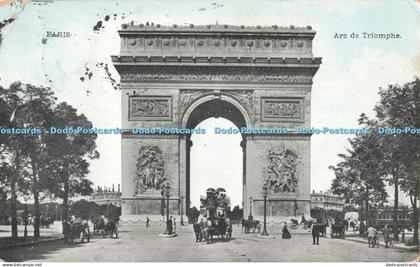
[112,56,321,66]
[118,24,316,37]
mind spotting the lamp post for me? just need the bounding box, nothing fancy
[249,197,253,217]
[164,183,171,235]
[180,196,184,226]
[261,183,269,236]
[23,203,28,239]
[401,206,406,243]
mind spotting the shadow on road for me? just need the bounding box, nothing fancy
[0,238,100,262]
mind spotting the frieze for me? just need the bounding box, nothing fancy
[261,98,304,122]
[119,66,313,84]
[129,96,172,121]
[121,73,312,83]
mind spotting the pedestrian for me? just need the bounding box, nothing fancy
[282,222,291,239]
[146,216,150,228]
[168,216,173,235]
[367,225,377,248]
[311,222,320,245]
[173,217,176,234]
[383,225,391,248]
[359,221,365,237]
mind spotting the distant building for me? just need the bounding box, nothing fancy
[375,205,413,228]
[310,190,345,211]
[90,184,122,207]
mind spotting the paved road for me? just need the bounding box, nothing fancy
[0,224,417,262]
[0,223,62,238]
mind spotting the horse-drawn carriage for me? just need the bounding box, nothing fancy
[63,219,91,244]
[330,220,346,239]
[241,217,261,233]
[93,217,119,238]
[193,188,232,244]
[40,216,54,228]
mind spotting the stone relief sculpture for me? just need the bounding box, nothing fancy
[264,101,301,118]
[123,72,312,83]
[266,147,299,193]
[134,146,166,195]
[179,90,207,115]
[226,90,254,119]
[131,98,170,118]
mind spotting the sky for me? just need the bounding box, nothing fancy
[0,0,418,207]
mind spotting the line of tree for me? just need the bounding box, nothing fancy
[330,78,419,245]
[0,82,99,240]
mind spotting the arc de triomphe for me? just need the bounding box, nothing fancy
[111,24,321,222]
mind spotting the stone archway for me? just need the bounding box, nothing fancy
[180,95,251,217]
[112,24,321,222]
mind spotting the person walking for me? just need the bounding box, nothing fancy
[367,225,377,248]
[173,217,177,234]
[383,225,391,248]
[311,222,320,245]
[359,221,365,237]
[168,216,173,235]
[282,222,291,239]
[146,216,150,228]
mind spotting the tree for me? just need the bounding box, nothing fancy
[0,82,31,239]
[375,78,420,243]
[0,82,99,240]
[330,114,388,227]
[43,102,99,229]
[16,84,57,238]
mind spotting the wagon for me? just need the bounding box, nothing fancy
[195,187,232,244]
[331,222,345,239]
[64,221,91,244]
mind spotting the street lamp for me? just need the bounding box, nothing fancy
[180,196,184,226]
[23,203,28,239]
[401,206,406,243]
[249,197,253,217]
[261,183,269,236]
[164,183,171,235]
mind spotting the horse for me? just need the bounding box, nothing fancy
[193,223,203,242]
[93,217,119,238]
[193,222,210,242]
[40,216,54,228]
[241,219,261,233]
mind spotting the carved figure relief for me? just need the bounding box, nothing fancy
[129,97,172,120]
[120,66,313,84]
[179,90,208,115]
[225,90,254,120]
[262,98,303,121]
[266,146,299,193]
[265,102,300,118]
[134,146,166,195]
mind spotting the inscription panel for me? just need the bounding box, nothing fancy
[129,96,172,121]
[271,202,293,216]
[261,97,304,122]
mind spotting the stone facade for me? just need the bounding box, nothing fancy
[310,190,345,212]
[112,24,321,222]
[90,185,122,207]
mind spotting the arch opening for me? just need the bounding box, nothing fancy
[184,98,248,222]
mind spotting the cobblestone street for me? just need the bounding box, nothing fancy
[0,224,417,262]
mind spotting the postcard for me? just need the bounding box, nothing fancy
[0,0,418,265]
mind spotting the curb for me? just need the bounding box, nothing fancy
[345,237,419,252]
[0,236,64,250]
